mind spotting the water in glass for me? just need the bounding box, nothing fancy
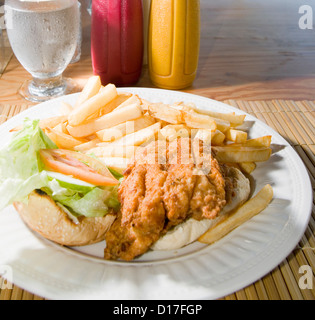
[5,0,80,102]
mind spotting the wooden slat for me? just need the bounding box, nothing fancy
[244,285,259,300]
[270,267,292,300]
[254,279,269,300]
[0,30,13,76]
[11,285,23,300]
[299,233,315,272]
[0,105,11,125]
[235,289,248,300]
[293,247,315,299]
[262,273,281,300]
[223,293,237,300]
[301,101,315,113]
[279,259,304,300]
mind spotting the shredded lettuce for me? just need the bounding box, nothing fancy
[44,183,119,218]
[0,119,55,208]
[0,119,121,218]
[0,118,57,180]
[42,178,120,217]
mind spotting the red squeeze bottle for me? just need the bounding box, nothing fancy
[91,0,144,86]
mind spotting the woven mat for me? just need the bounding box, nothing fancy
[0,30,13,76]
[0,100,314,300]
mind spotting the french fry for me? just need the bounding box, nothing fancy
[211,130,226,145]
[74,75,102,108]
[86,93,133,121]
[67,103,143,138]
[140,98,151,111]
[194,129,212,145]
[110,122,161,147]
[96,141,112,147]
[211,118,230,133]
[160,124,190,142]
[183,103,246,127]
[238,162,257,174]
[39,116,68,130]
[45,127,85,149]
[212,146,272,163]
[160,124,187,132]
[225,129,248,143]
[176,127,191,140]
[96,115,155,142]
[52,123,63,133]
[147,103,217,131]
[68,83,118,126]
[170,103,194,113]
[172,103,229,131]
[53,122,69,135]
[98,157,130,174]
[73,138,101,152]
[147,103,183,124]
[198,184,274,244]
[199,111,245,127]
[87,145,139,158]
[172,102,230,132]
[229,136,272,148]
[9,115,68,132]
[96,122,126,142]
[115,94,141,111]
[194,129,227,146]
[182,110,217,131]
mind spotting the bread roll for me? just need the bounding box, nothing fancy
[13,190,116,247]
[151,167,250,251]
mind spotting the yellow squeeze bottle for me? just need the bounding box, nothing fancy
[148,0,200,90]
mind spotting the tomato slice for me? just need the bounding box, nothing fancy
[40,149,119,186]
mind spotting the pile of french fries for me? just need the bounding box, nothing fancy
[16,75,272,175]
[12,76,275,245]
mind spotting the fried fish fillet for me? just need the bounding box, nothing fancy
[104,138,227,261]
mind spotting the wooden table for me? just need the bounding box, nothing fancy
[0,0,314,300]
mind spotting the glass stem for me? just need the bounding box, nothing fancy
[32,75,64,91]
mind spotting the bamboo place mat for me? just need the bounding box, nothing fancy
[0,99,314,300]
[0,30,13,76]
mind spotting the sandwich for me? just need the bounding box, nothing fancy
[0,119,252,259]
[104,137,251,261]
[0,118,121,246]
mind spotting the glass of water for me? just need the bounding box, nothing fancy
[5,0,80,102]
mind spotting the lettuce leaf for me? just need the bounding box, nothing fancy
[44,182,120,218]
[0,118,55,208]
[0,119,120,218]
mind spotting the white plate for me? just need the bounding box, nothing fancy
[0,88,312,300]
